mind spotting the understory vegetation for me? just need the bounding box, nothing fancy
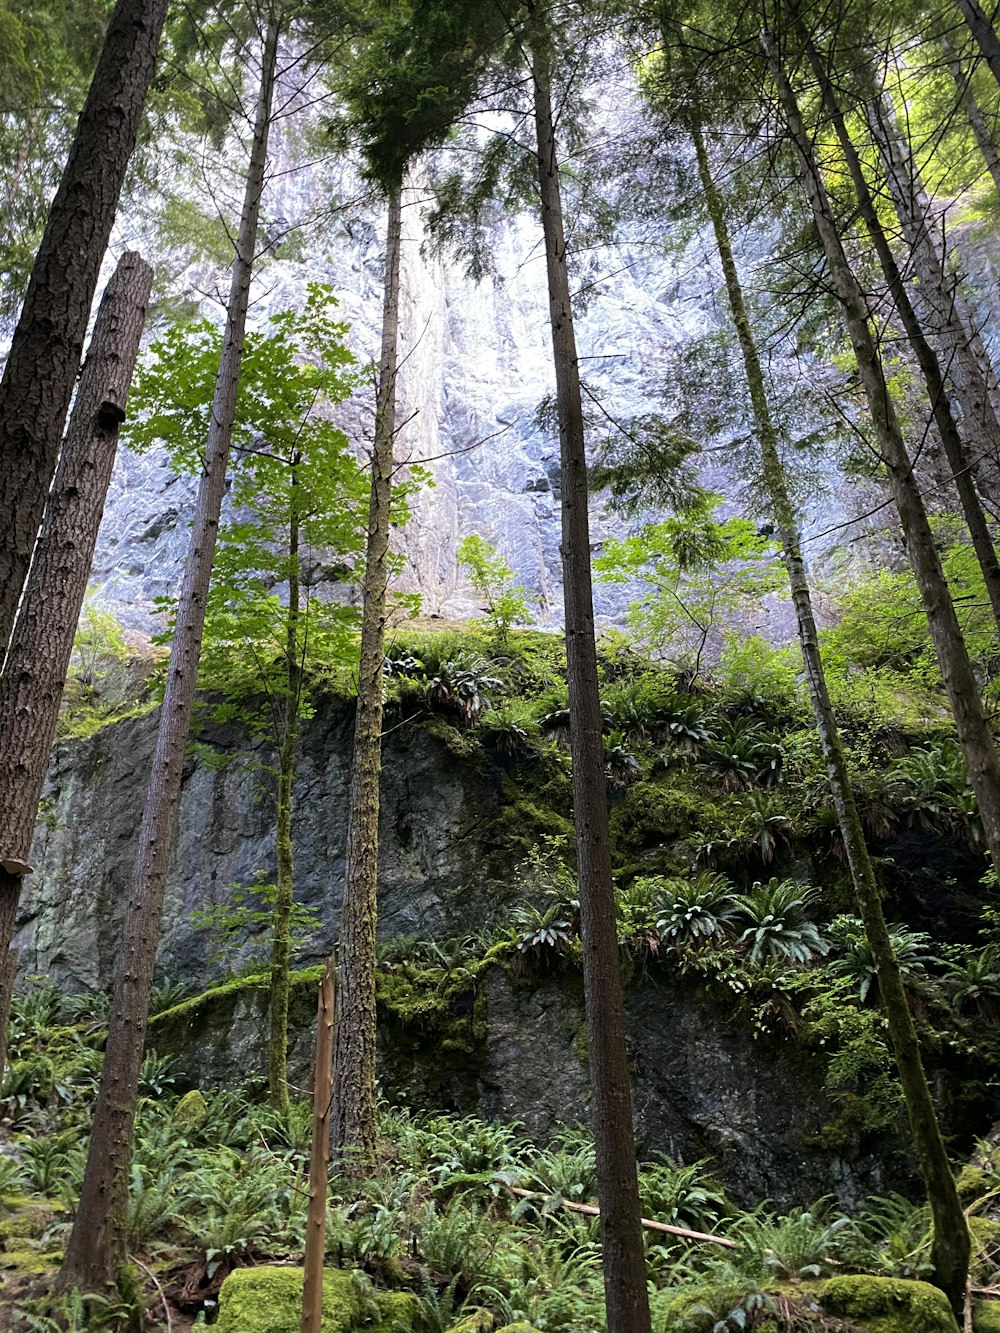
[3,978,1000,1332]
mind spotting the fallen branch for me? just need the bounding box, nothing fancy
[505,1186,739,1249]
[130,1253,173,1333]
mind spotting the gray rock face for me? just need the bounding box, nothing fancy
[17,700,490,993]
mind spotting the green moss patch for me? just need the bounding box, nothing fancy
[975,1300,1000,1333]
[821,1276,960,1333]
[216,1266,416,1333]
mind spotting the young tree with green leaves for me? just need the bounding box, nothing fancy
[125,285,367,1112]
[457,533,538,645]
[59,6,283,1292]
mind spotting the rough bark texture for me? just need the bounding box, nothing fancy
[763,32,972,1309]
[798,27,1000,636]
[0,251,153,1086]
[868,90,1000,505]
[955,0,1000,91]
[269,473,301,1114]
[529,15,651,1333]
[0,0,169,659]
[300,963,335,1333]
[57,19,280,1292]
[331,184,402,1162]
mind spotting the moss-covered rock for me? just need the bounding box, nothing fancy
[216,1266,416,1333]
[975,1299,1000,1333]
[172,1088,209,1128]
[821,1276,960,1333]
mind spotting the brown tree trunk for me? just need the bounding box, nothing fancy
[695,79,971,1310]
[0,0,169,659]
[0,251,153,1087]
[955,0,1000,92]
[528,11,650,1332]
[57,17,280,1292]
[868,90,1000,505]
[796,24,1000,636]
[942,31,1000,198]
[331,183,402,1162]
[764,38,1000,886]
[300,963,335,1333]
[269,467,301,1115]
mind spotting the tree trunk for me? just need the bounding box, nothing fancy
[955,0,1000,92]
[301,963,335,1333]
[763,35,1000,889]
[57,17,280,1292]
[269,465,301,1115]
[942,31,1000,199]
[695,77,971,1311]
[331,183,402,1162]
[528,13,650,1333]
[796,23,1000,637]
[867,89,1000,506]
[0,251,153,1087]
[0,0,169,659]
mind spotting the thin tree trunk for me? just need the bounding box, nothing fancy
[269,466,301,1115]
[0,0,169,659]
[694,87,971,1312]
[331,183,402,1161]
[955,0,1000,92]
[763,35,1000,890]
[528,13,650,1333]
[867,90,1000,504]
[58,17,280,1292]
[796,23,1000,636]
[0,251,153,1087]
[942,31,1000,198]
[300,962,335,1333]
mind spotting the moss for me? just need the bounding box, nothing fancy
[0,1244,61,1275]
[609,780,718,850]
[217,1266,414,1333]
[172,1088,209,1127]
[970,1216,1000,1284]
[376,963,487,1061]
[445,1313,494,1333]
[821,1276,960,1333]
[495,1325,544,1333]
[148,965,323,1036]
[957,1163,989,1202]
[975,1299,1000,1333]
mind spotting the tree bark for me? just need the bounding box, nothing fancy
[955,0,1000,92]
[528,12,650,1333]
[331,183,402,1162]
[867,89,1000,506]
[796,24,1000,637]
[0,0,169,659]
[942,31,1000,199]
[269,465,301,1115]
[0,251,153,1087]
[300,962,335,1333]
[695,77,971,1312]
[57,16,280,1292]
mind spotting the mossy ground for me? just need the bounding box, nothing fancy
[216,1266,418,1333]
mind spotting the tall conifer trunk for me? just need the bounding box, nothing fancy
[867,90,1000,501]
[762,31,1000,893]
[954,0,1000,91]
[942,31,1000,198]
[794,22,1000,634]
[58,15,281,1291]
[0,0,169,657]
[528,9,650,1331]
[332,183,403,1162]
[269,461,301,1114]
[693,93,970,1309]
[0,251,153,1087]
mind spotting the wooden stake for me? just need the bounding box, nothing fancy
[506,1186,739,1250]
[301,961,336,1333]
